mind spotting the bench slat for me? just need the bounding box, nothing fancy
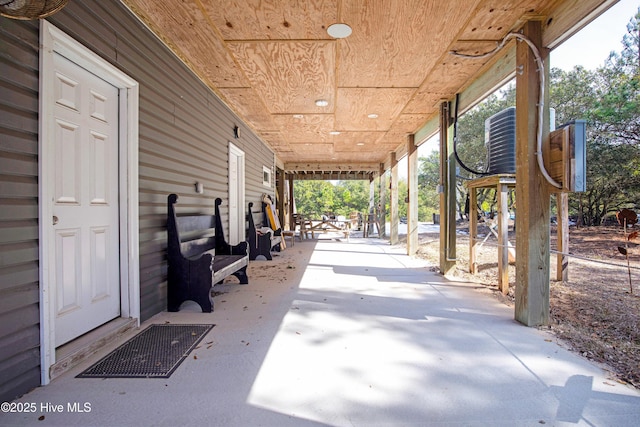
[177,215,215,233]
[184,240,215,259]
[212,255,249,283]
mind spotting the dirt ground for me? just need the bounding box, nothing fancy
[402,223,640,389]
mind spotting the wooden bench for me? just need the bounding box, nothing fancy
[246,201,281,260]
[167,194,249,312]
[281,230,295,246]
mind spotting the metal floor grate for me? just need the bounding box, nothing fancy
[76,324,214,378]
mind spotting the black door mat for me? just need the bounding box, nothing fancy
[77,324,214,379]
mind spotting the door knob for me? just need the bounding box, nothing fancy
[52,215,58,225]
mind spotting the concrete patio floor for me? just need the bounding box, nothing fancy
[2,235,640,426]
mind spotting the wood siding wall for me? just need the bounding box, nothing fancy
[0,0,275,401]
[0,17,41,404]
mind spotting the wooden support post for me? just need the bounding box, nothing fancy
[366,176,375,237]
[439,101,456,275]
[556,192,569,281]
[498,182,509,294]
[379,163,387,238]
[469,187,478,275]
[369,176,375,216]
[515,20,551,326]
[390,152,399,245]
[407,134,419,256]
[288,174,294,230]
[276,168,285,229]
[446,128,457,265]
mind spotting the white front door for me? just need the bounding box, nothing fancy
[228,143,245,245]
[51,53,121,346]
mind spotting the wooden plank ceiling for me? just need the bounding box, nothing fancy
[121,0,607,177]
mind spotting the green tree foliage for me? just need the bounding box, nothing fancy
[578,140,640,224]
[397,178,407,219]
[592,9,640,146]
[293,180,371,219]
[294,180,337,218]
[336,180,369,214]
[292,177,439,223]
[418,151,441,220]
[551,8,640,224]
[550,66,598,125]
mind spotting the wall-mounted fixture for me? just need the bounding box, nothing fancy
[233,125,240,139]
[327,23,352,39]
[263,166,272,187]
[195,182,204,194]
[545,120,587,193]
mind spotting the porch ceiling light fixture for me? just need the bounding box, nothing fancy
[329,131,341,135]
[315,99,329,107]
[367,113,379,119]
[327,23,352,39]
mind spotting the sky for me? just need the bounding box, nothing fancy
[551,0,639,71]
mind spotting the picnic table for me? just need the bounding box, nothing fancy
[301,218,350,240]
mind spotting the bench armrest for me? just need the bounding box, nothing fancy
[230,240,249,257]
